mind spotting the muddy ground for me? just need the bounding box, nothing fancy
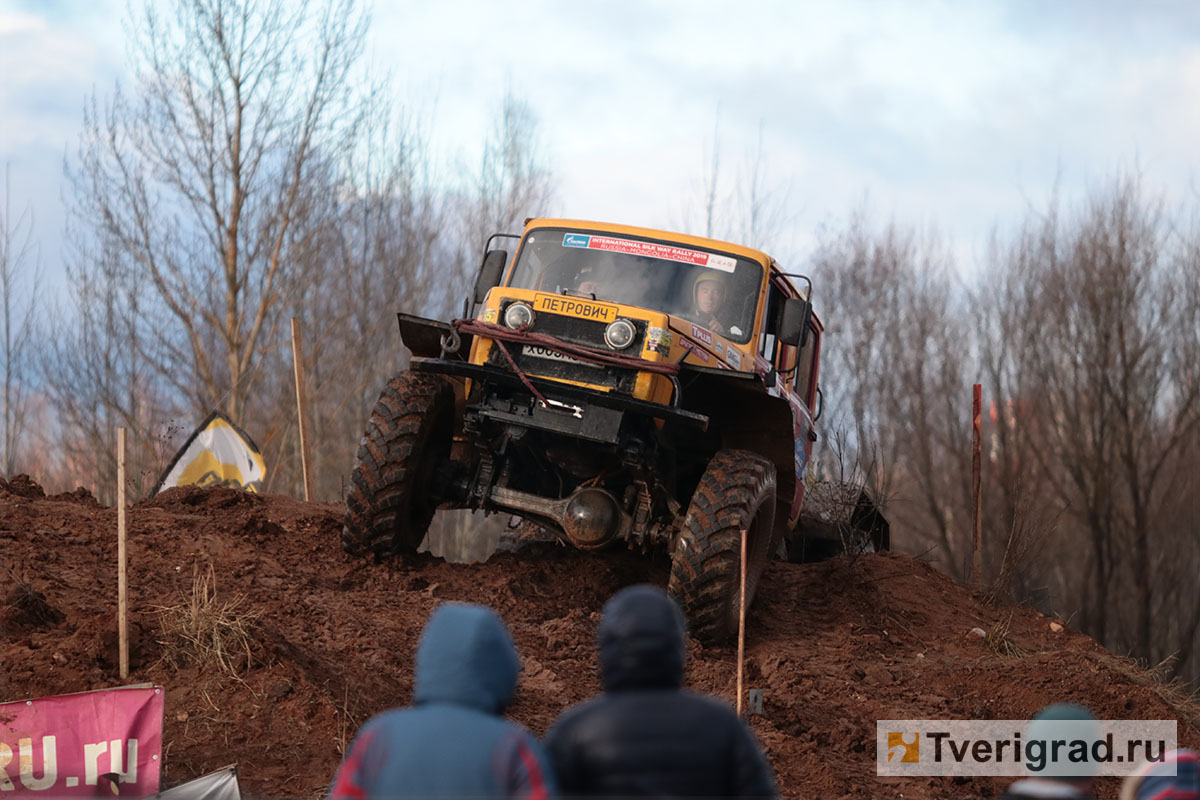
[2,476,1196,798]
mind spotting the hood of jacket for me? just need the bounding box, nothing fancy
[598,584,686,691]
[413,603,520,713]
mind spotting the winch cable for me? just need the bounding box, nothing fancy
[487,335,550,409]
[452,319,682,376]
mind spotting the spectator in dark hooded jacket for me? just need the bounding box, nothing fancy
[327,603,554,800]
[543,584,776,798]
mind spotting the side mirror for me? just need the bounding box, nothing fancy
[778,298,812,347]
[473,250,508,305]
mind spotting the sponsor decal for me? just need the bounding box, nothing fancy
[534,294,618,323]
[564,233,738,272]
[726,347,742,369]
[680,338,711,363]
[713,339,725,357]
[522,345,601,369]
[646,326,672,354]
[689,324,714,346]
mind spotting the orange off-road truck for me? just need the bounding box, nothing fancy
[343,219,887,640]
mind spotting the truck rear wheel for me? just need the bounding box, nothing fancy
[343,372,455,558]
[668,450,777,643]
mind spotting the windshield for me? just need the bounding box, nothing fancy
[507,229,764,343]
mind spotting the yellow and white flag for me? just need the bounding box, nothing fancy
[153,411,266,494]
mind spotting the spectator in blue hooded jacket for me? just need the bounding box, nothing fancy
[1002,703,1098,800]
[327,603,554,800]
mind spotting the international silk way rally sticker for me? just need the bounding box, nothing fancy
[562,233,737,273]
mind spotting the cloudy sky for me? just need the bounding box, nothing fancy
[4,0,1200,290]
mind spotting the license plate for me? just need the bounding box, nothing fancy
[521,345,601,368]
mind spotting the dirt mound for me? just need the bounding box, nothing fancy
[1,473,46,499]
[2,479,1196,798]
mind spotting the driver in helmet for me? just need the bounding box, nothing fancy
[688,270,728,334]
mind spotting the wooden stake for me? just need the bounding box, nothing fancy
[291,317,315,502]
[972,384,983,586]
[737,528,748,717]
[117,427,128,680]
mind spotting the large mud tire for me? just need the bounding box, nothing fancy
[343,373,455,558]
[668,450,777,643]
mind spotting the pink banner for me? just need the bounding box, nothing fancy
[0,685,163,796]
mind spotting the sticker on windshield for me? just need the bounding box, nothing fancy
[562,233,737,273]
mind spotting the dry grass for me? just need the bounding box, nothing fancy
[1088,651,1200,731]
[155,562,264,676]
[984,612,1028,658]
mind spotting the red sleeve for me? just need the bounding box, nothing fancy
[506,732,553,800]
[327,729,377,800]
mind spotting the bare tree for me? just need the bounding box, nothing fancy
[1013,177,1199,652]
[42,232,168,502]
[701,112,722,238]
[47,0,379,500]
[810,210,970,574]
[674,112,793,253]
[0,164,40,476]
[966,174,1200,682]
[268,92,450,499]
[457,89,554,282]
[733,122,793,252]
[973,228,1061,604]
[66,0,369,428]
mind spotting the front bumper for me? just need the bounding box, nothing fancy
[411,358,708,432]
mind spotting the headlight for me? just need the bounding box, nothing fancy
[603,318,636,350]
[503,302,534,329]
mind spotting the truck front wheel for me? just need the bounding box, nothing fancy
[343,372,455,558]
[668,450,777,643]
